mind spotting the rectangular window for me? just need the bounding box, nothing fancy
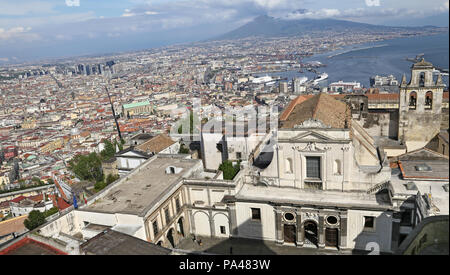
[251,208,261,221]
[306,156,321,179]
[364,216,375,230]
[400,210,412,226]
[152,220,159,236]
[175,197,181,213]
[165,208,170,224]
[236,152,242,160]
[220,226,226,235]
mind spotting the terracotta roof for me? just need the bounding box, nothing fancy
[28,194,44,202]
[135,134,176,154]
[50,195,71,211]
[0,201,10,209]
[0,215,27,237]
[280,95,314,121]
[11,196,27,203]
[0,237,67,255]
[280,93,351,129]
[365,93,399,101]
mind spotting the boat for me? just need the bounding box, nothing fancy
[295,77,308,85]
[252,75,273,84]
[313,73,328,85]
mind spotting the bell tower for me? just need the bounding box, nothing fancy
[398,59,445,151]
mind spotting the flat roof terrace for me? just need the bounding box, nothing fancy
[82,156,202,216]
[235,184,392,210]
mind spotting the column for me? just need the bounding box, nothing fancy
[390,212,402,252]
[209,209,216,237]
[339,214,347,249]
[296,210,303,246]
[228,203,239,236]
[275,209,283,245]
[188,209,195,235]
[318,215,325,248]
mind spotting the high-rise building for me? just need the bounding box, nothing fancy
[279,81,288,94]
[85,65,91,76]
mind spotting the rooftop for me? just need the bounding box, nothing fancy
[135,134,176,154]
[390,176,449,215]
[123,100,151,110]
[412,58,434,69]
[0,237,66,255]
[0,215,28,237]
[235,184,392,210]
[82,156,202,216]
[80,229,172,255]
[396,148,449,180]
[280,93,351,129]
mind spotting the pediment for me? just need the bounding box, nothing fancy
[119,151,146,158]
[291,131,334,142]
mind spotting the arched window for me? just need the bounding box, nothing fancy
[334,160,342,175]
[419,72,425,87]
[285,158,293,174]
[409,92,417,110]
[425,91,433,110]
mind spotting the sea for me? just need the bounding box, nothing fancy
[255,32,449,88]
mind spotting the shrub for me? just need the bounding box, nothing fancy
[219,160,241,180]
[24,210,46,230]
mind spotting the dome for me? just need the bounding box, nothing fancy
[70,128,80,136]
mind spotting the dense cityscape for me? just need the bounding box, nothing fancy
[0,0,448,260]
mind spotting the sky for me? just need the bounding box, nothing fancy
[0,0,448,63]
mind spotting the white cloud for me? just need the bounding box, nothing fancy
[122,9,136,17]
[65,0,80,7]
[0,1,56,16]
[0,26,39,42]
[365,0,381,7]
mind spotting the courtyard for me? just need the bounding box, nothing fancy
[175,236,376,255]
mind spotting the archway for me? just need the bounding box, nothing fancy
[283,224,296,244]
[409,91,417,110]
[156,241,163,246]
[193,211,211,237]
[167,228,175,248]
[425,91,433,109]
[177,217,185,237]
[303,221,318,247]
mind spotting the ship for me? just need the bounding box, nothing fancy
[295,77,308,85]
[313,73,328,85]
[252,75,273,84]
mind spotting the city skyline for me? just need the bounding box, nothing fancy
[0,0,449,63]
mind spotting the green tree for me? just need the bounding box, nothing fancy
[24,210,46,230]
[177,110,199,135]
[68,153,103,182]
[94,181,107,192]
[106,174,120,185]
[43,207,59,218]
[219,160,241,180]
[100,140,116,160]
[179,144,190,154]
